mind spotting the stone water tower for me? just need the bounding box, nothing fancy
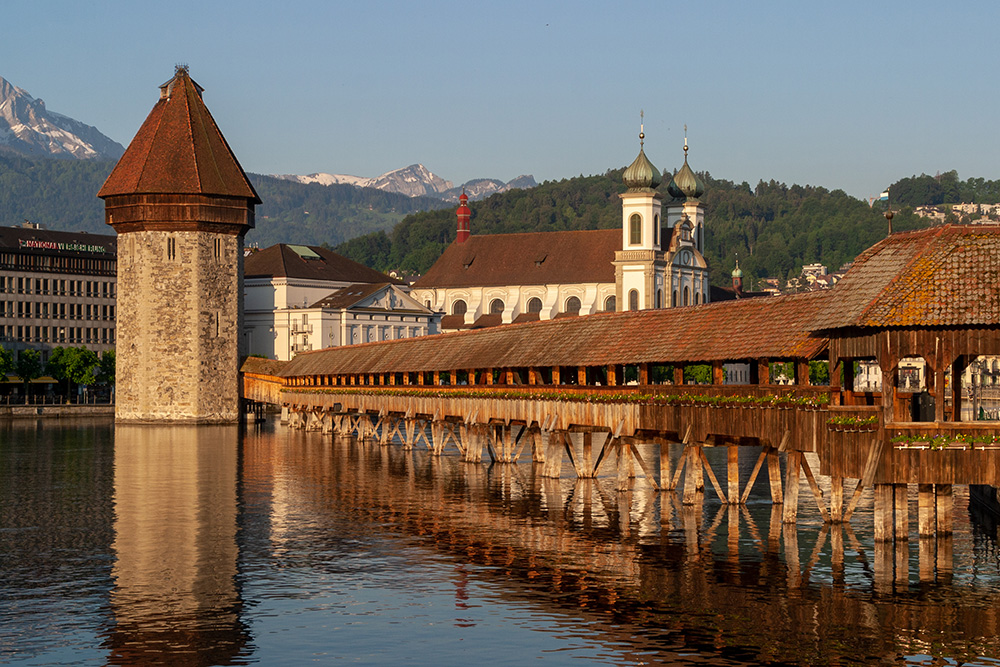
[99,67,260,422]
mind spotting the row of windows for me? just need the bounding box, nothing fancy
[446,289,713,316]
[451,295,612,317]
[0,252,115,276]
[0,325,115,345]
[348,325,426,343]
[0,276,115,298]
[1,301,115,321]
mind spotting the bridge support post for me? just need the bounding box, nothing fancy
[658,438,672,490]
[321,410,333,435]
[727,445,739,504]
[617,439,631,491]
[461,424,485,463]
[403,418,417,450]
[782,451,802,523]
[682,445,703,505]
[874,484,894,542]
[830,476,844,522]
[529,427,546,463]
[894,483,909,542]
[541,431,564,477]
[936,484,953,536]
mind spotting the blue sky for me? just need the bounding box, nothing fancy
[4,1,997,198]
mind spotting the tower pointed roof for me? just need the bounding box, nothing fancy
[622,124,661,191]
[99,66,260,203]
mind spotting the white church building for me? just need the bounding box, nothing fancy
[411,131,711,331]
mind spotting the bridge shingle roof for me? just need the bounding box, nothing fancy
[811,224,1000,330]
[277,291,830,377]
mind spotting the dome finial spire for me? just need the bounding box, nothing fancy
[683,124,688,160]
[639,109,644,148]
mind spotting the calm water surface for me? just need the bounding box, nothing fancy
[3,418,1000,665]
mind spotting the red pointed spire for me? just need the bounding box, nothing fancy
[456,190,470,243]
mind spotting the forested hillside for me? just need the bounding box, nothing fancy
[0,153,449,246]
[336,169,932,287]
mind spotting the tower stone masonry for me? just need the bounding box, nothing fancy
[99,67,260,423]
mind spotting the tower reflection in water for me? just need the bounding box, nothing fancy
[108,425,249,666]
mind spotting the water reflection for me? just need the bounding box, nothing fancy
[108,425,249,666]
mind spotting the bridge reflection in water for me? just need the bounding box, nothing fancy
[243,424,1000,665]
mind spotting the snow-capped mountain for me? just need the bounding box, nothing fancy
[275,164,536,202]
[0,75,124,160]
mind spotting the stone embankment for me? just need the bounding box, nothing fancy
[0,404,115,419]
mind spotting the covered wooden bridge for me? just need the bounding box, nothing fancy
[244,224,1000,545]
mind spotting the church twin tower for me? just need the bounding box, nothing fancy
[614,125,709,312]
[99,67,259,423]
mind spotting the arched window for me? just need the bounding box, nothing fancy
[527,297,543,313]
[565,296,581,313]
[629,289,639,311]
[424,300,431,308]
[452,299,467,315]
[656,289,662,308]
[604,295,616,312]
[672,291,677,307]
[629,213,642,245]
[489,299,504,314]
[683,287,690,306]
[654,214,659,246]
[695,292,700,305]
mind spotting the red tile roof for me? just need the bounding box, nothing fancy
[812,224,1000,329]
[245,244,399,283]
[279,291,830,377]
[412,229,621,289]
[98,67,260,203]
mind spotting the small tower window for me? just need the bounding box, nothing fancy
[452,300,467,316]
[629,289,639,311]
[565,296,581,313]
[166,237,176,260]
[214,238,221,259]
[629,213,642,245]
[654,214,659,246]
[489,299,504,314]
[527,297,543,313]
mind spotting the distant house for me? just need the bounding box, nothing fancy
[243,244,439,360]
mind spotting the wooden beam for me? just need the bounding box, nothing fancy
[800,454,831,523]
[629,442,660,490]
[843,438,887,522]
[697,447,727,503]
[740,447,769,504]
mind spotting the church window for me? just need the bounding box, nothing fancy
[452,300,467,315]
[166,236,176,260]
[654,214,659,245]
[656,289,662,308]
[672,291,677,307]
[490,299,504,314]
[604,296,616,312]
[565,296,581,313]
[628,289,639,311]
[629,213,642,245]
[684,287,690,306]
[527,297,543,313]
[695,292,701,305]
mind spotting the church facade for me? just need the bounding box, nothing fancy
[411,132,711,330]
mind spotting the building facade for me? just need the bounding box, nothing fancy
[411,132,711,330]
[0,224,117,362]
[244,244,440,360]
[99,67,259,423]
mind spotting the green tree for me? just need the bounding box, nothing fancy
[684,364,712,384]
[97,350,116,387]
[0,346,13,377]
[14,349,42,403]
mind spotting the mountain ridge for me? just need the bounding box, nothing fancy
[275,163,537,202]
[0,75,124,160]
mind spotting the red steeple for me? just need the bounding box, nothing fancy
[456,190,470,243]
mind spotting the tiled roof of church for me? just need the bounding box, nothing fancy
[98,67,260,203]
[811,224,1000,330]
[412,229,621,289]
[245,244,400,284]
[279,290,830,376]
